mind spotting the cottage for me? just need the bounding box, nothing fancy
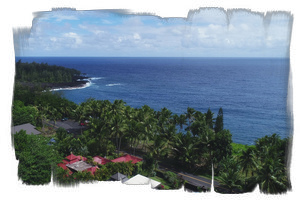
[11,123,41,135]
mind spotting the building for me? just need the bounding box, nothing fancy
[110,172,128,182]
[93,156,112,165]
[66,160,94,173]
[57,154,92,175]
[57,153,143,177]
[111,154,142,164]
[123,174,161,189]
[11,123,41,135]
[63,153,87,164]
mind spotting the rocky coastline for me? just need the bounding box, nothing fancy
[17,75,90,91]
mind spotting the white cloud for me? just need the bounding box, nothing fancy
[15,9,292,57]
[133,33,141,40]
[63,32,82,46]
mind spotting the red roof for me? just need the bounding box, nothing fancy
[57,163,73,175]
[66,153,80,161]
[86,166,98,175]
[62,159,69,164]
[111,154,142,164]
[69,158,81,164]
[93,156,112,165]
[65,154,87,163]
[58,163,68,170]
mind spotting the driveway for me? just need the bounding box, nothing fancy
[45,119,87,135]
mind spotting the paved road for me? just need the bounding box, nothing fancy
[158,164,228,192]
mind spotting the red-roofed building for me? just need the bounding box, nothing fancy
[62,159,69,164]
[93,156,112,165]
[57,163,73,175]
[66,153,79,161]
[57,153,88,176]
[111,154,142,164]
[86,166,98,175]
[64,153,87,164]
[57,163,68,170]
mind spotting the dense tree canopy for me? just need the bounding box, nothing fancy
[14,130,58,185]
[15,60,80,83]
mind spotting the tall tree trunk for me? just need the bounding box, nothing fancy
[118,136,122,156]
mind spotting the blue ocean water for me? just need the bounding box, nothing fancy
[15,57,291,145]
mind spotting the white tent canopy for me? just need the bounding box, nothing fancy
[123,174,161,189]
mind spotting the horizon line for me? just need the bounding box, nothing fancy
[15,56,290,59]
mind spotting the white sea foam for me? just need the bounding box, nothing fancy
[49,80,92,91]
[90,77,103,80]
[106,83,122,87]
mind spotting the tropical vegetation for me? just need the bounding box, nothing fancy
[11,61,291,193]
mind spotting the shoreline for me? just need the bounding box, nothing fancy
[18,75,93,92]
[49,79,91,91]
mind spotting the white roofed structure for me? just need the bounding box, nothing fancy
[123,174,161,189]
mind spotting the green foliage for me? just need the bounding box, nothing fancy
[54,128,73,157]
[94,166,111,181]
[14,132,57,185]
[54,128,89,157]
[15,60,80,83]
[231,143,250,157]
[13,129,28,160]
[105,161,135,176]
[12,100,39,126]
[141,153,157,176]
[163,171,184,189]
[213,129,233,162]
[172,132,199,169]
[214,107,223,133]
[205,108,214,129]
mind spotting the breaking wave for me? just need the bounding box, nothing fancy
[106,83,122,87]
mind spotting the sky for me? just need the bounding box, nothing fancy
[14,8,293,58]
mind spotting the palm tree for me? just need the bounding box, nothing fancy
[217,156,243,193]
[36,104,49,132]
[172,132,199,169]
[163,124,177,150]
[178,114,187,130]
[125,119,142,155]
[256,157,290,194]
[218,168,243,193]
[110,114,127,156]
[110,99,126,116]
[185,107,195,130]
[49,106,61,126]
[147,135,168,169]
[140,105,157,152]
[239,146,257,177]
[242,134,291,194]
[198,126,215,166]
[85,118,111,156]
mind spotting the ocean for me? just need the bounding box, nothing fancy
[15,57,291,145]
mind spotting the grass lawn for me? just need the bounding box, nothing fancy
[231,143,255,157]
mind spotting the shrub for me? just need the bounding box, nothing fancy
[163,171,184,189]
